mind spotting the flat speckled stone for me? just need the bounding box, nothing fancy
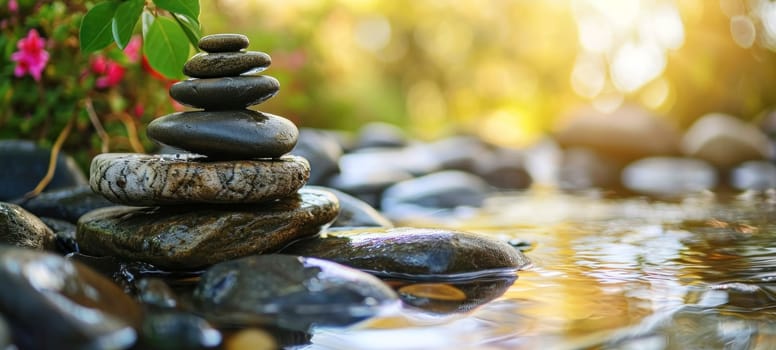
[76,188,339,269]
[183,51,271,78]
[198,34,249,53]
[89,153,309,206]
[147,110,297,160]
[282,227,531,279]
[169,76,279,110]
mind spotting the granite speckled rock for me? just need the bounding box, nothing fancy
[168,76,279,110]
[0,246,142,350]
[198,33,249,53]
[147,110,297,160]
[76,188,339,269]
[183,51,271,78]
[282,227,531,278]
[193,254,399,331]
[89,153,310,206]
[0,202,56,250]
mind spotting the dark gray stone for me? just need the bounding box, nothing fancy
[291,128,343,185]
[77,188,339,269]
[136,278,179,309]
[380,171,490,221]
[198,33,249,53]
[0,139,87,201]
[139,311,222,350]
[147,110,298,160]
[39,216,79,254]
[0,202,56,250]
[0,246,142,350]
[183,51,271,78]
[354,122,408,149]
[0,315,8,350]
[558,147,627,191]
[282,227,531,278]
[474,147,533,189]
[14,185,114,223]
[193,254,399,331]
[169,75,279,110]
[306,186,392,228]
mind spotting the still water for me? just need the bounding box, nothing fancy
[304,190,776,350]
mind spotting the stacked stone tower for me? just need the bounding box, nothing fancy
[78,34,339,270]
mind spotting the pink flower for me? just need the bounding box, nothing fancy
[91,55,126,89]
[11,29,50,81]
[124,36,142,63]
[8,0,18,12]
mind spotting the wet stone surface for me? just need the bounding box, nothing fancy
[0,246,142,350]
[198,33,250,53]
[76,188,339,269]
[147,109,297,159]
[306,186,393,228]
[0,202,56,250]
[183,51,271,78]
[282,227,531,278]
[390,276,516,314]
[193,254,399,331]
[168,76,279,110]
[89,153,310,206]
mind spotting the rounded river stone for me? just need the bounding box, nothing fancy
[76,188,339,269]
[0,202,56,250]
[282,227,531,278]
[169,75,279,110]
[89,153,309,206]
[183,51,271,78]
[147,110,297,160]
[193,254,399,331]
[0,246,142,350]
[198,33,249,53]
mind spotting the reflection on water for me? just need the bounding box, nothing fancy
[304,190,776,349]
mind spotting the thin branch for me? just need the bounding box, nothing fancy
[116,111,145,153]
[24,114,75,198]
[85,96,109,153]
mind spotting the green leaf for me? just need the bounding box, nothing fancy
[79,1,120,53]
[111,0,144,49]
[172,13,202,49]
[144,17,189,79]
[152,0,199,21]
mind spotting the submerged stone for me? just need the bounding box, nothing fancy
[168,76,279,110]
[392,276,516,314]
[282,227,531,278]
[0,246,142,350]
[183,51,271,78]
[90,153,309,206]
[193,254,398,331]
[147,110,297,160]
[0,202,56,250]
[139,311,222,350]
[198,33,250,53]
[76,188,339,269]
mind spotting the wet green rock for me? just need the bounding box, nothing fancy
[193,254,399,331]
[0,202,56,250]
[76,188,339,270]
[168,76,279,110]
[198,33,249,53]
[0,246,142,350]
[282,227,531,278]
[183,51,271,78]
[147,110,296,160]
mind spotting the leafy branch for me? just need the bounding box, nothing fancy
[79,0,201,79]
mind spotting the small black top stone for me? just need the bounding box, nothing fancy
[198,34,249,53]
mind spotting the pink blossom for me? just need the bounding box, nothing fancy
[124,36,142,63]
[91,55,126,89]
[8,0,18,12]
[11,29,50,81]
